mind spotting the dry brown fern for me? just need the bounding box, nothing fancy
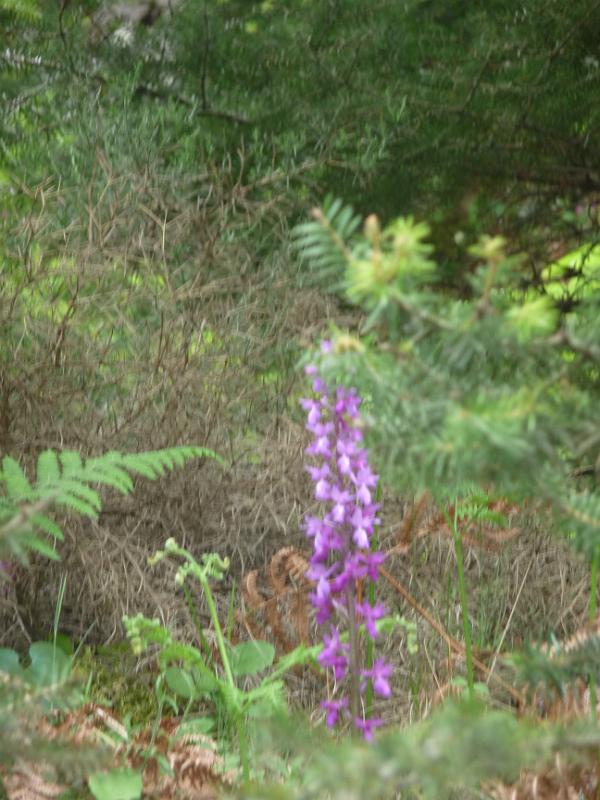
[2,704,235,800]
[387,493,521,556]
[3,762,66,800]
[240,547,312,656]
[489,619,600,800]
[490,754,600,800]
[525,616,600,723]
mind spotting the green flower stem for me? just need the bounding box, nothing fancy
[182,582,213,665]
[196,572,250,781]
[589,548,598,720]
[197,574,235,689]
[227,578,237,641]
[364,482,382,717]
[345,584,361,725]
[161,541,250,782]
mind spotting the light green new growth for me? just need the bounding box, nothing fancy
[125,539,313,783]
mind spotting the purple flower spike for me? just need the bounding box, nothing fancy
[301,346,391,740]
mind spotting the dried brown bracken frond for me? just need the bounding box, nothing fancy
[490,753,600,800]
[392,491,430,550]
[524,616,600,723]
[129,715,236,799]
[3,762,66,800]
[491,619,600,799]
[2,704,236,800]
[240,547,312,655]
[386,494,521,556]
[544,614,600,657]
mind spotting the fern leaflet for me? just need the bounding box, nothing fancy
[293,196,360,288]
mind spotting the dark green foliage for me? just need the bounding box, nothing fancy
[249,699,600,799]
[2,0,599,256]
[515,631,600,697]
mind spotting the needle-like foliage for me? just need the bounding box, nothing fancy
[296,203,599,557]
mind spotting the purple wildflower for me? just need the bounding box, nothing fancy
[308,463,331,501]
[301,348,390,741]
[321,698,349,728]
[353,716,384,742]
[309,574,335,625]
[353,466,378,505]
[318,629,349,680]
[355,550,386,581]
[356,602,387,639]
[362,659,394,699]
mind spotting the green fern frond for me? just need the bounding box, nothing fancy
[57,451,82,475]
[294,196,360,286]
[0,445,223,562]
[18,533,60,560]
[53,488,100,518]
[79,462,134,494]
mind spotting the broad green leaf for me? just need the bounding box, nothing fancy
[0,647,23,677]
[229,640,275,677]
[191,665,219,693]
[26,642,72,686]
[159,641,205,668]
[52,633,74,656]
[164,666,200,700]
[88,768,142,800]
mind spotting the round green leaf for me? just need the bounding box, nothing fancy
[164,666,200,700]
[26,642,72,687]
[89,768,142,800]
[0,647,23,677]
[230,640,275,677]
